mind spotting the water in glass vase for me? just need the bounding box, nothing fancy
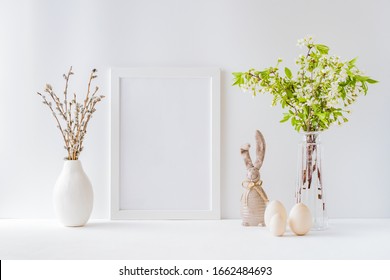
[296,132,328,230]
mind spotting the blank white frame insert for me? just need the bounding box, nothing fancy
[111,68,220,219]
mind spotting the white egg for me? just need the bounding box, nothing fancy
[269,213,286,236]
[288,203,313,236]
[264,200,287,226]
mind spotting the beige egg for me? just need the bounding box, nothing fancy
[288,203,313,236]
[269,213,286,236]
[264,200,287,226]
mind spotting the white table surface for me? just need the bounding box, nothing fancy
[0,219,389,260]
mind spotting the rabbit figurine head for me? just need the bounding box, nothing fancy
[240,130,266,182]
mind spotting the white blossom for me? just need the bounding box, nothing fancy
[297,39,305,48]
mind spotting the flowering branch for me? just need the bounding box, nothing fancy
[232,36,378,132]
[37,67,105,160]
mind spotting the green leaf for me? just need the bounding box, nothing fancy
[361,81,368,92]
[232,75,244,86]
[232,72,244,86]
[284,67,292,79]
[260,70,269,78]
[232,79,240,86]
[355,75,373,82]
[315,44,329,54]
[298,97,306,103]
[291,117,297,126]
[280,113,291,123]
[317,113,326,121]
[366,78,379,84]
[286,89,293,98]
[348,57,358,66]
[355,75,366,81]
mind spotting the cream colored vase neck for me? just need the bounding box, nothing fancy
[53,160,93,227]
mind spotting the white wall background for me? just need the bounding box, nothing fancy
[0,0,389,219]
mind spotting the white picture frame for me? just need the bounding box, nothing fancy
[110,68,220,219]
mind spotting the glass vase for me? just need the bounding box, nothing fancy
[296,131,328,230]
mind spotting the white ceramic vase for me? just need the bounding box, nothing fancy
[53,160,93,227]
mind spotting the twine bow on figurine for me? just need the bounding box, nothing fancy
[241,179,269,206]
[240,130,269,227]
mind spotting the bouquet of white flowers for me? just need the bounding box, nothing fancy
[233,36,377,132]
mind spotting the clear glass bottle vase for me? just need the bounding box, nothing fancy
[296,131,328,230]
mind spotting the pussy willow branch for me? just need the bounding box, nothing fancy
[74,70,98,153]
[37,67,104,160]
[37,92,71,159]
[63,67,73,116]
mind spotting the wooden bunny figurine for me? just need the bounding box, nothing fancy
[240,130,269,226]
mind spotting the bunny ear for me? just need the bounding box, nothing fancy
[254,130,266,169]
[240,143,254,169]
